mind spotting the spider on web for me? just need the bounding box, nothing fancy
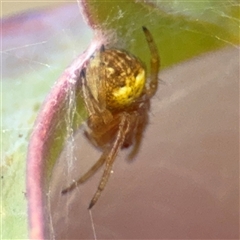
[62,26,160,209]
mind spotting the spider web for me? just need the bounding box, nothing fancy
[1,1,239,239]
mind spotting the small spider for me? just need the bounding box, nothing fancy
[62,26,160,209]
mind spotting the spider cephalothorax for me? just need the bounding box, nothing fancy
[62,26,160,209]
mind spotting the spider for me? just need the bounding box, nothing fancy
[62,26,160,209]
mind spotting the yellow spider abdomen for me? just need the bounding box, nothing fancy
[112,68,145,107]
[102,49,146,110]
[85,48,147,111]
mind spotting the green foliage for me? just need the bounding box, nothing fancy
[84,0,238,70]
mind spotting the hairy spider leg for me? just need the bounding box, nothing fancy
[61,70,129,199]
[93,45,108,110]
[142,26,160,97]
[88,112,131,209]
[61,113,131,199]
[81,69,103,116]
[127,104,149,160]
[61,148,109,194]
[81,69,113,128]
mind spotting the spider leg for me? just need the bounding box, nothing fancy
[142,26,160,97]
[88,113,130,209]
[61,69,114,195]
[128,109,149,160]
[61,149,108,194]
[81,69,101,116]
[97,46,107,109]
[61,114,125,195]
[81,69,113,125]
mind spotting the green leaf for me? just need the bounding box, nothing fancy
[82,0,238,69]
